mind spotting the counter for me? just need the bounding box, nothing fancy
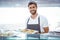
[0,31,60,40]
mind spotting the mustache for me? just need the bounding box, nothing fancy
[30,10,35,11]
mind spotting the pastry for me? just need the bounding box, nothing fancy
[21,29,28,32]
[27,29,34,34]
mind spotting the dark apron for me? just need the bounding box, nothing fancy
[27,16,41,38]
[27,16,41,33]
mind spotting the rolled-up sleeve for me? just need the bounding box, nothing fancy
[40,16,48,28]
[42,17,48,27]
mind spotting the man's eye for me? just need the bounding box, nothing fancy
[33,7,35,8]
[30,7,32,9]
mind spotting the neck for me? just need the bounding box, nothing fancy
[31,13,38,19]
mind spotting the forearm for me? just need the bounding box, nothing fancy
[43,27,49,33]
[39,27,49,34]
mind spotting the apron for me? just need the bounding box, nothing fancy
[27,16,41,38]
[27,16,41,33]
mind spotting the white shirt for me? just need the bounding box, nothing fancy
[25,14,48,32]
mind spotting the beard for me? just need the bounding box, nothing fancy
[30,10,36,15]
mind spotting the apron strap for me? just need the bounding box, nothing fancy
[38,16,40,25]
[38,16,41,33]
[27,18,30,25]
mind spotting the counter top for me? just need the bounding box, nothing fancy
[0,31,60,40]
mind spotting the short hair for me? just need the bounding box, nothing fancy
[28,1,37,7]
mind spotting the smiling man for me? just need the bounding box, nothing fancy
[24,1,49,34]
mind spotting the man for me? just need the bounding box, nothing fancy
[23,1,49,34]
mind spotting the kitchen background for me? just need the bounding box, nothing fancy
[0,0,60,32]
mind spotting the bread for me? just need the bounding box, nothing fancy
[21,29,28,32]
[22,29,34,34]
[27,30,34,34]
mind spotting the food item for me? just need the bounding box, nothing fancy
[21,29,28,32]
[27,31,32,34]
[31,30,34,32]
[0,34,4,36]
[21,29,35,34]
[8,32,13,36]
[27,30,34,34]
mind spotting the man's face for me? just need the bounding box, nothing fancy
[28,4,37,15]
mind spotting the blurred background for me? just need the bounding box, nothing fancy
[0,0,60,7]
[0,0,60,32]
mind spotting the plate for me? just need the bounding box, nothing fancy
[21,29,38,34]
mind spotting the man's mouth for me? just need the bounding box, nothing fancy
[31,10,35,12]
